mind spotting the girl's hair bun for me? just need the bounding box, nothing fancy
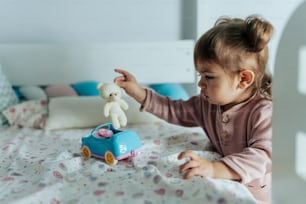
[245,15,273,52]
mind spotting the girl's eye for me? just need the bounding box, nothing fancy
[205,75,214,80]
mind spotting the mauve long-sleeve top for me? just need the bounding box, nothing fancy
[141,89,272,204]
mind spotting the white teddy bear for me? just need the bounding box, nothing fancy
[97,82,129,129]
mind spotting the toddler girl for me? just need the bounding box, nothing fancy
[114,15,273,204]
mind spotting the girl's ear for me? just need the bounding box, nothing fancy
[238,69,255,89]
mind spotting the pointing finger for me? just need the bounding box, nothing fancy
[114,68,135,82]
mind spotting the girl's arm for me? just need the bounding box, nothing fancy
[114,68,201,127]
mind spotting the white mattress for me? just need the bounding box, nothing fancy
[0,123,256,204]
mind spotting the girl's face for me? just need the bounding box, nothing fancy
[196,61,245,109]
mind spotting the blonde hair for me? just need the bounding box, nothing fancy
[194,15,273,100]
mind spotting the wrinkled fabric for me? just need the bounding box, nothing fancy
[0,123,256,204]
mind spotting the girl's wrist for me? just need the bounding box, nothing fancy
[135,87,147,105]
[211,161,240,181]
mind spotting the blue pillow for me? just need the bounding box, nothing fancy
[72,81,100,96]
[150,83,189,100]
[12,86,24,101]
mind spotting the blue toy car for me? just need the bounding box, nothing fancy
[81,123,142,165]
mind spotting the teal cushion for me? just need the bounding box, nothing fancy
[150,83,189,100]
[72,81,100,96]
[13,86,24,101]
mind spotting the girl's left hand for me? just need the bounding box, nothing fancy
[178,150,214,179]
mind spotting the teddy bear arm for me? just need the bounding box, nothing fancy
[104,103,112,117]
[119,99,129,110]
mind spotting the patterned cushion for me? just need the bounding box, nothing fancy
[0,65,19,125]
[2,99,48,128]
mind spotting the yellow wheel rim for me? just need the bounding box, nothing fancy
[82,146,91,158]
[105,151,116,165]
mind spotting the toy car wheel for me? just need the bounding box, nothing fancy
[82,146,91,159]
[105,151,117,165]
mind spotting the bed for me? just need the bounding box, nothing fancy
[0,42,257,204]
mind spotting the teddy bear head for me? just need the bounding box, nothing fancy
[97,83,122,102]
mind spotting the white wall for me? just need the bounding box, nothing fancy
[0,0,303,94]
[0,0,185,43]
[0,0,199,94]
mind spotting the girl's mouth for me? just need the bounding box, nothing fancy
[200,90,207,98]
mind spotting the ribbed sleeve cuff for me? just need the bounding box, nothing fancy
[139,88,151,112]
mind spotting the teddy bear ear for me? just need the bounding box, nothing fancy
[97,83,103,90]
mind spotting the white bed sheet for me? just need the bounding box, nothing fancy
[0,123,256,204]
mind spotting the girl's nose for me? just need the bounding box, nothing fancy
[197,77,206,89]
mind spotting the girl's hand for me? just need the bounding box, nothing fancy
[114,69,147,104]
[178,150,241,181]
[178,150,214,179]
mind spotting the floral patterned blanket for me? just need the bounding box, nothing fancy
[0,123,256,204]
